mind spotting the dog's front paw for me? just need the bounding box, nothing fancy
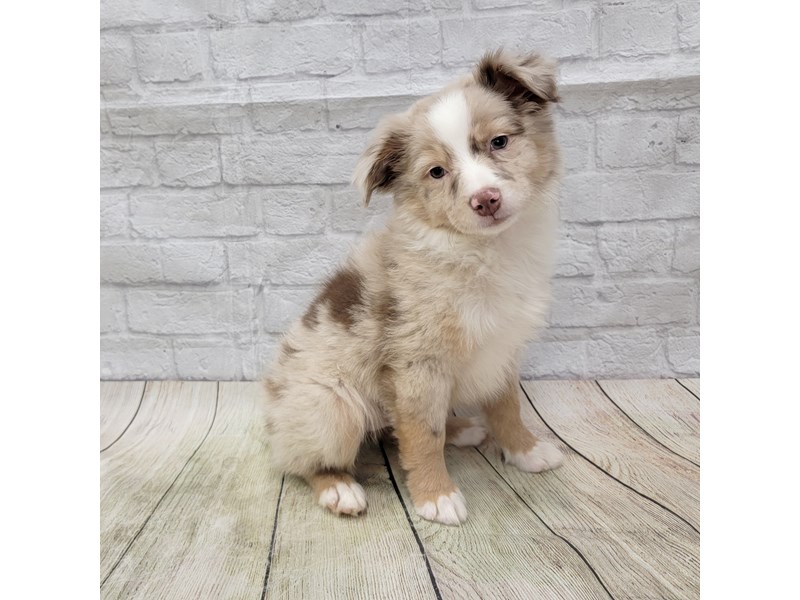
[505,440,564,473]
[415,490,468,526]
[318,481,368,516]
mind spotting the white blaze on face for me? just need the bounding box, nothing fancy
[427,91,499,198]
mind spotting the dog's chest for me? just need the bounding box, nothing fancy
[451,243,551,403]
[455,245,549,343]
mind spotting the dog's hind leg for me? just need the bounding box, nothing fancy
[445,416,488,447]
[306,470,367,516]
[267,380,369,516]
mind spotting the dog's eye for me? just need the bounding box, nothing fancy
[429,166,446,179]
[490,135,508,150]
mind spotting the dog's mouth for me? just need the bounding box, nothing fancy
[470,211,516,236]
[477,212,511,227]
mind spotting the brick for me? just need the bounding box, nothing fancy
[130,188,259,238]
[101,141,156,188]
[160,242,227,283]
[327,0,461,13]
[261,188,327,235]
[242,337,281,379]
[557,118,594,172]
[586,329,669,378]
[599,4,677,57]
[442,9,592,65]
[328,95,418,130]
[558,79,700,115]
[101,288,126,333]
[101,0,242,28]
[211,23,356,79]
[676,111,700,164]
[246,0,323,21]
[329,187,390,233]
[677,1,700,49]
[667,332,699,375]
[228,237,353,285]
[673,222,699,273]
[100,34,135,86]
[221,132,365,185]
[155,140,221,187]
[128,289,254,334]
[174,339,242,379]
[101,111,111,135]
[100,336,174,379]
[598,222,674,274]
[420,0,463,9]
[100,192,128,238]
[522,339,588,379]
[101,244,161,284]
[554,225,597,277]
[597,115,676,168]
[133,32,205,83]
[560,172,699,222]
[107,104,247,136]
[550,279,697,328]
[250,101,326,132]
[363,18,440,74]
[325,0,405,15]
[260,287,317,333]
[474,0,556,9]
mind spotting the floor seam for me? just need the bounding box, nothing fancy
[473,443,616,600]
[101,382,220,588]
[519,382,700,536]
[260,474,286,600]
[674,379,700,401]
[379,441,443,600]
[100,381,148,453]
[594,380,700,468]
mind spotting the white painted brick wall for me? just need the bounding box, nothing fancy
[210,23,357,78]
[100,0,700,380]
[133,32,208,83]
[154,140,221,187]
[363,18,441,73]
[598,4,677,57]
[130,189,260,238]
[100,34,135,86]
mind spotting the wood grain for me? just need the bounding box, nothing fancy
[384,439,613,600]
[266,443,438,599]
[100,381,146,451]
[102,383,282,600]
[522,380,700,531]
[99,379,701,599]
[100,382,217,584]
[487,388,699,599]
[598,379,700,464]
[678,378,700,398]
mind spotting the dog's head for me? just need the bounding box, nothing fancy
[353,50,561,237]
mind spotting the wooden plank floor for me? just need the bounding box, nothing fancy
[100,379,700,600]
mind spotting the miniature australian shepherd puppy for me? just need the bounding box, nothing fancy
[264,50,564,526]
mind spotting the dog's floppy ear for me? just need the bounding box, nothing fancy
[474,49,559,108]
[352,113,409,207]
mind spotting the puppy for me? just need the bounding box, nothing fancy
[264,50,564,526]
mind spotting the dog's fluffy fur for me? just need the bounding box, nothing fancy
[264,50,564,525]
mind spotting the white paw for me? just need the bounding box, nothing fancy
[506,441,564,473]
[415,490,468,526]
[450,419,488,447]
[318,481,367,516]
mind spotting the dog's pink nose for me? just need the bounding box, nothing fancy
[470,187,502,217]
